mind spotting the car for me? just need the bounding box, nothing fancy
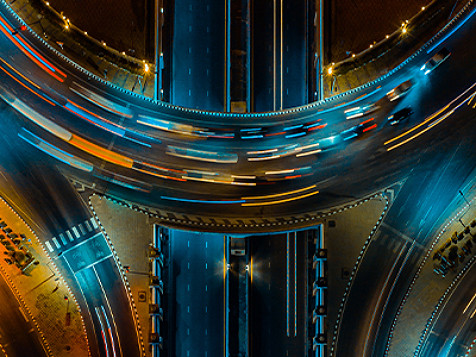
[421,48,451,75]
[341,118,377,141]
[387,80,413,101]
[344,104,379,119]
[388,107,414,125]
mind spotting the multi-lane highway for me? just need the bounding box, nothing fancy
[0,1,475,357]
[249,231,309,357]
[167,229,225,356]
[0,100,142,357]
[0,0,474,226]
[418,261,476,356]
[251,0,309,111]
[171,0,225,111]
[333,126,476,356]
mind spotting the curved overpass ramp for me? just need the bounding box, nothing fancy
[0,0,474,232]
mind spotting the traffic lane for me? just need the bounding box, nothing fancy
[74,267,114,357]
[335,229,411,357]
[282,0,307,109]
[171,0,224,111]
[73,258,141,357]
[0,98,138,357]
[171,230,224,356]
[421,262,476,356]
[0,0,474,131]
[227,252,240,355]
[60,235,138,357]
[0,16,472,163]
[251,0,274,112]
[203,234,226,357]
[250,234,284,357]
[0,103,91,237]
[0,273,47,357]
[370,241,425,357]
[249,232,307,357]
[93,259,141,357]
[63,102,475,225]
[338,132,476,357]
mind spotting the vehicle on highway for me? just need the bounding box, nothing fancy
[344,104,379,119]
[420,48,451,75]
[341,118,377,141]
[231,237,246,256]
[387,80,413,101]
[388,107,414,125]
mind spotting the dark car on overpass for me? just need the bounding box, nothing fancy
[388,107,414,125]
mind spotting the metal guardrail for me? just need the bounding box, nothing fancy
[311,225,326,357]
[149,225,166,356]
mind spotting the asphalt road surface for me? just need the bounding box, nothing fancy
[0,101,141,357]
[0,272,47,357]
[168,229,225,356]
[334,133,476,357]
[249,231,309,357]
[0,2,474,224]
[419,261,476,356]
[252,0,308,111]
[171,0,225,111]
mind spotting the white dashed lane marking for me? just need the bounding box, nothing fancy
[52,237,60,249]
[59,233,67,245]
[45,241,54,252]
[72,226,80,238]
[66,230,74,242]
[90,217,99,229]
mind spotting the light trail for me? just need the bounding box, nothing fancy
[242,185,316,200]
[68,135,134,168]
[70,82,133,118]
[0,61,57,106]
[463,292,476,315]
[0,15,66,81]
[18,128,93,172]
[241,189,319,207]
[385,84,476,151]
